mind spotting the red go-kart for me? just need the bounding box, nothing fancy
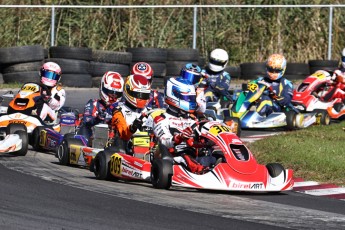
[151,120,294,192]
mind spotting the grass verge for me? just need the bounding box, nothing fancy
[247,121,345,186]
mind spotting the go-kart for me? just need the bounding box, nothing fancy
[57,109,161,171]
[229,79,330,129]
[292,70,345,120]
[150,120,294,192]
[90,110,163,181]
[0,91,28,156]
[0,83,81,156]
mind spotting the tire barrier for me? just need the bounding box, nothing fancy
[308,60,339,74]
[166,48,200,77]
[240,62,266,80]
[285,63,310,80]
[0,45,343,88]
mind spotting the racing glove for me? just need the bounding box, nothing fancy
[129,118,143,133]
[173,127,193,145]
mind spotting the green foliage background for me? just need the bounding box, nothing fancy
[1,0,345,65]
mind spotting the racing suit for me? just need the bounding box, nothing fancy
[39,84,66,122]
[147,90,166,109]
[78,99,115,141]
[111,102,150,141]
[255,76,293,117]
[152,107,207,174]
[201,67,232,103]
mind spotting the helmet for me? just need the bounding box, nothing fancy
[165,77,196,113]
[180,63,202,85]
[266,54,287,81]
[208,48,229,72]
[123,74,151,109]
[100,71,124,105]
[341,48,345,68]
[40,62,62,87]
[131,62,153,83]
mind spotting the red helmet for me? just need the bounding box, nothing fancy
[131,62,153,83]
[99,71,124,105]
[123,74,151,109]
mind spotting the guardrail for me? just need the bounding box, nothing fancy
[1,4,345,60]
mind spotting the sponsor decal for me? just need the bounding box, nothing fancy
[9,120,27,125]
[231,182,263,189]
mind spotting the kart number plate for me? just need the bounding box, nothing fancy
[110,154,122,176]
[210,125,232,136]
[21,84,39,92]
[248,83,258,92]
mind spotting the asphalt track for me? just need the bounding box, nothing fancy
[0,88,344,229]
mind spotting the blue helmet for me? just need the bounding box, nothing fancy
[180,63,202,85]
[165,77,196,113]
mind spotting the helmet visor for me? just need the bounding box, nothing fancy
[210,58,227,66]
[267,66,283,73]
[41,70,61,81]
[342,56,345,62]
[102,85,123,99]
[181,71,201,85]
[127,90,150,100]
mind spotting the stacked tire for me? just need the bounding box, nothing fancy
[90,50,132,87]
[224,66,241,79]
[240,62,266,80]
[285,63,310,80]
[0,45,45,84]
[48,46,93,88]
[127,48,167,90]
[308,60,339,75]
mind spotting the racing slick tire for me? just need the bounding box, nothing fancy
[13,130,29,156]
[6,123,27,135]
[31,126,45,151]
[266,163,285,178]
[285,110,297,130]
[6,124,28,156]
[151,159,173,189]
[93,150,113,180]
[314,109,331,125]
[57,138,84,166]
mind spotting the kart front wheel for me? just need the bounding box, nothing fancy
[14,130,28,156]
[151,159,172,189]
[93,150,112,180]
[266,163,285,178]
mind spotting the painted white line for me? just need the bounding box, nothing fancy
[302,187,345,196]
[294,181,320,187]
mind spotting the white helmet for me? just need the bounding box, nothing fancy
[100,71,124,105]
[40,62,62,87]
[208,48,229,72]
[341,48,345,68]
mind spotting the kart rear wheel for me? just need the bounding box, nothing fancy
[151,159,172,189]
[57,138,83,165]
[285,111,297,130]
[266,163,285,178]
[31,126,45,151]
[93,150,112,180]
[315,109,331,125]
[13,130,28,156]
